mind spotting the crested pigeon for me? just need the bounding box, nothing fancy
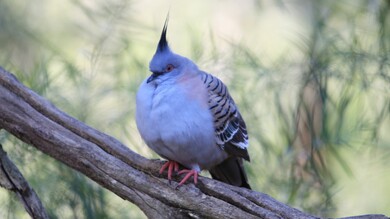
[136,17,251,189]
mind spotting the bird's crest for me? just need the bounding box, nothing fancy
[157,13,170,53]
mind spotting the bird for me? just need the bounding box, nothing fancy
[136,16,251,189]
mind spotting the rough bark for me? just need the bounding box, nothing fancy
[0,66,388,219]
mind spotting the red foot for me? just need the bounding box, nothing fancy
[177,169,198,187]
[159,160,179,183]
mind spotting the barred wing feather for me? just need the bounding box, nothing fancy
[201,72,250,161]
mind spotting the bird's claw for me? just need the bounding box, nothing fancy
[159,161,199,188]
[159,160,179,184]
[175,169,198,189]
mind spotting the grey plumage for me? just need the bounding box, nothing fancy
[136,17,251,188]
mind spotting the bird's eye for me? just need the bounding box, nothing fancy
[165,64,174,72]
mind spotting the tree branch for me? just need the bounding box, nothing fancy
[0,66,387,219]
[0,143,49,219]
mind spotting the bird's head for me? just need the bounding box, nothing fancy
[148,16,196,84]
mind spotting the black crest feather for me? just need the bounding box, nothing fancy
[157,13,169,53]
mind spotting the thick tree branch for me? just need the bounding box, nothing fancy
[0,144,49,219]
[0,66,388,219]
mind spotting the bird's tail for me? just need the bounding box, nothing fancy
[209,157,251,189]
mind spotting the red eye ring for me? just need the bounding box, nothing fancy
[166,64,174,72]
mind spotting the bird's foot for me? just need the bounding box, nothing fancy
[159,160,179,183]
[176,169,198,188]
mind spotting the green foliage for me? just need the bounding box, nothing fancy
[0,0,389,218]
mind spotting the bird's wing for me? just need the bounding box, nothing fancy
[201,72,250,161]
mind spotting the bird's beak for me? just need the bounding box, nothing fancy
[147,73,159,83]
